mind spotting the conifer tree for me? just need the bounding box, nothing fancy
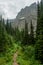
[6,19,9,34]
[0,17,6,52]
[21,20,29,45]
[36,1,40,38]
[30,20,35,45]
[9,22,12,35]
[0,17,13,53]
[35,0,43,63]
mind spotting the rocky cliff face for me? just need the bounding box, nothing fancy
[12,2,37,31]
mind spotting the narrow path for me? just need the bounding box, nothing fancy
[13,51,18,65]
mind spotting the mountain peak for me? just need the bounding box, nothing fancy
[12,2,37,31]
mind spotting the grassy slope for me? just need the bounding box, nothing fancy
[17,45,43,65]
[0,43,19,65]
[0,37,43,65]
[0,34,20,65]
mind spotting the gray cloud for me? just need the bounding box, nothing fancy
[0,0,41,19]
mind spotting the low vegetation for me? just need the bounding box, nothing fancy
[17,45,42,65]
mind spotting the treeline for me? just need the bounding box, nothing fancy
[5,19,35,46]
[0,14,35,53]
[0,18,13,53]
[10,20,35,45]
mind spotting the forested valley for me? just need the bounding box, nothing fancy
[0,0,43,65]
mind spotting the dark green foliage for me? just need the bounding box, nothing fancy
[36,1,40,39]
[6,19,10,33]
[0,17,13,53]
[35,0,43,63]
[0,18,6,52]
[35,35,43,63]
[5,19,15,37]
[14,27,21,41]
[21,20,29,45]
[30,20,35,45]
[36,0,43,38]
[20,29,24,42]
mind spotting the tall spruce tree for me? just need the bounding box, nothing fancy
[20,29,24,42]
[9,22,12,35]
[21,20,29,45]
[35,0,43,63]
[6,19,10,34]
[36,1,40,38]
[30,20,35,45]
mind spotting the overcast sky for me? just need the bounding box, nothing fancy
[0,0,41,19]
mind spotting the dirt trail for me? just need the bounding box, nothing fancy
[13,51,18,65]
